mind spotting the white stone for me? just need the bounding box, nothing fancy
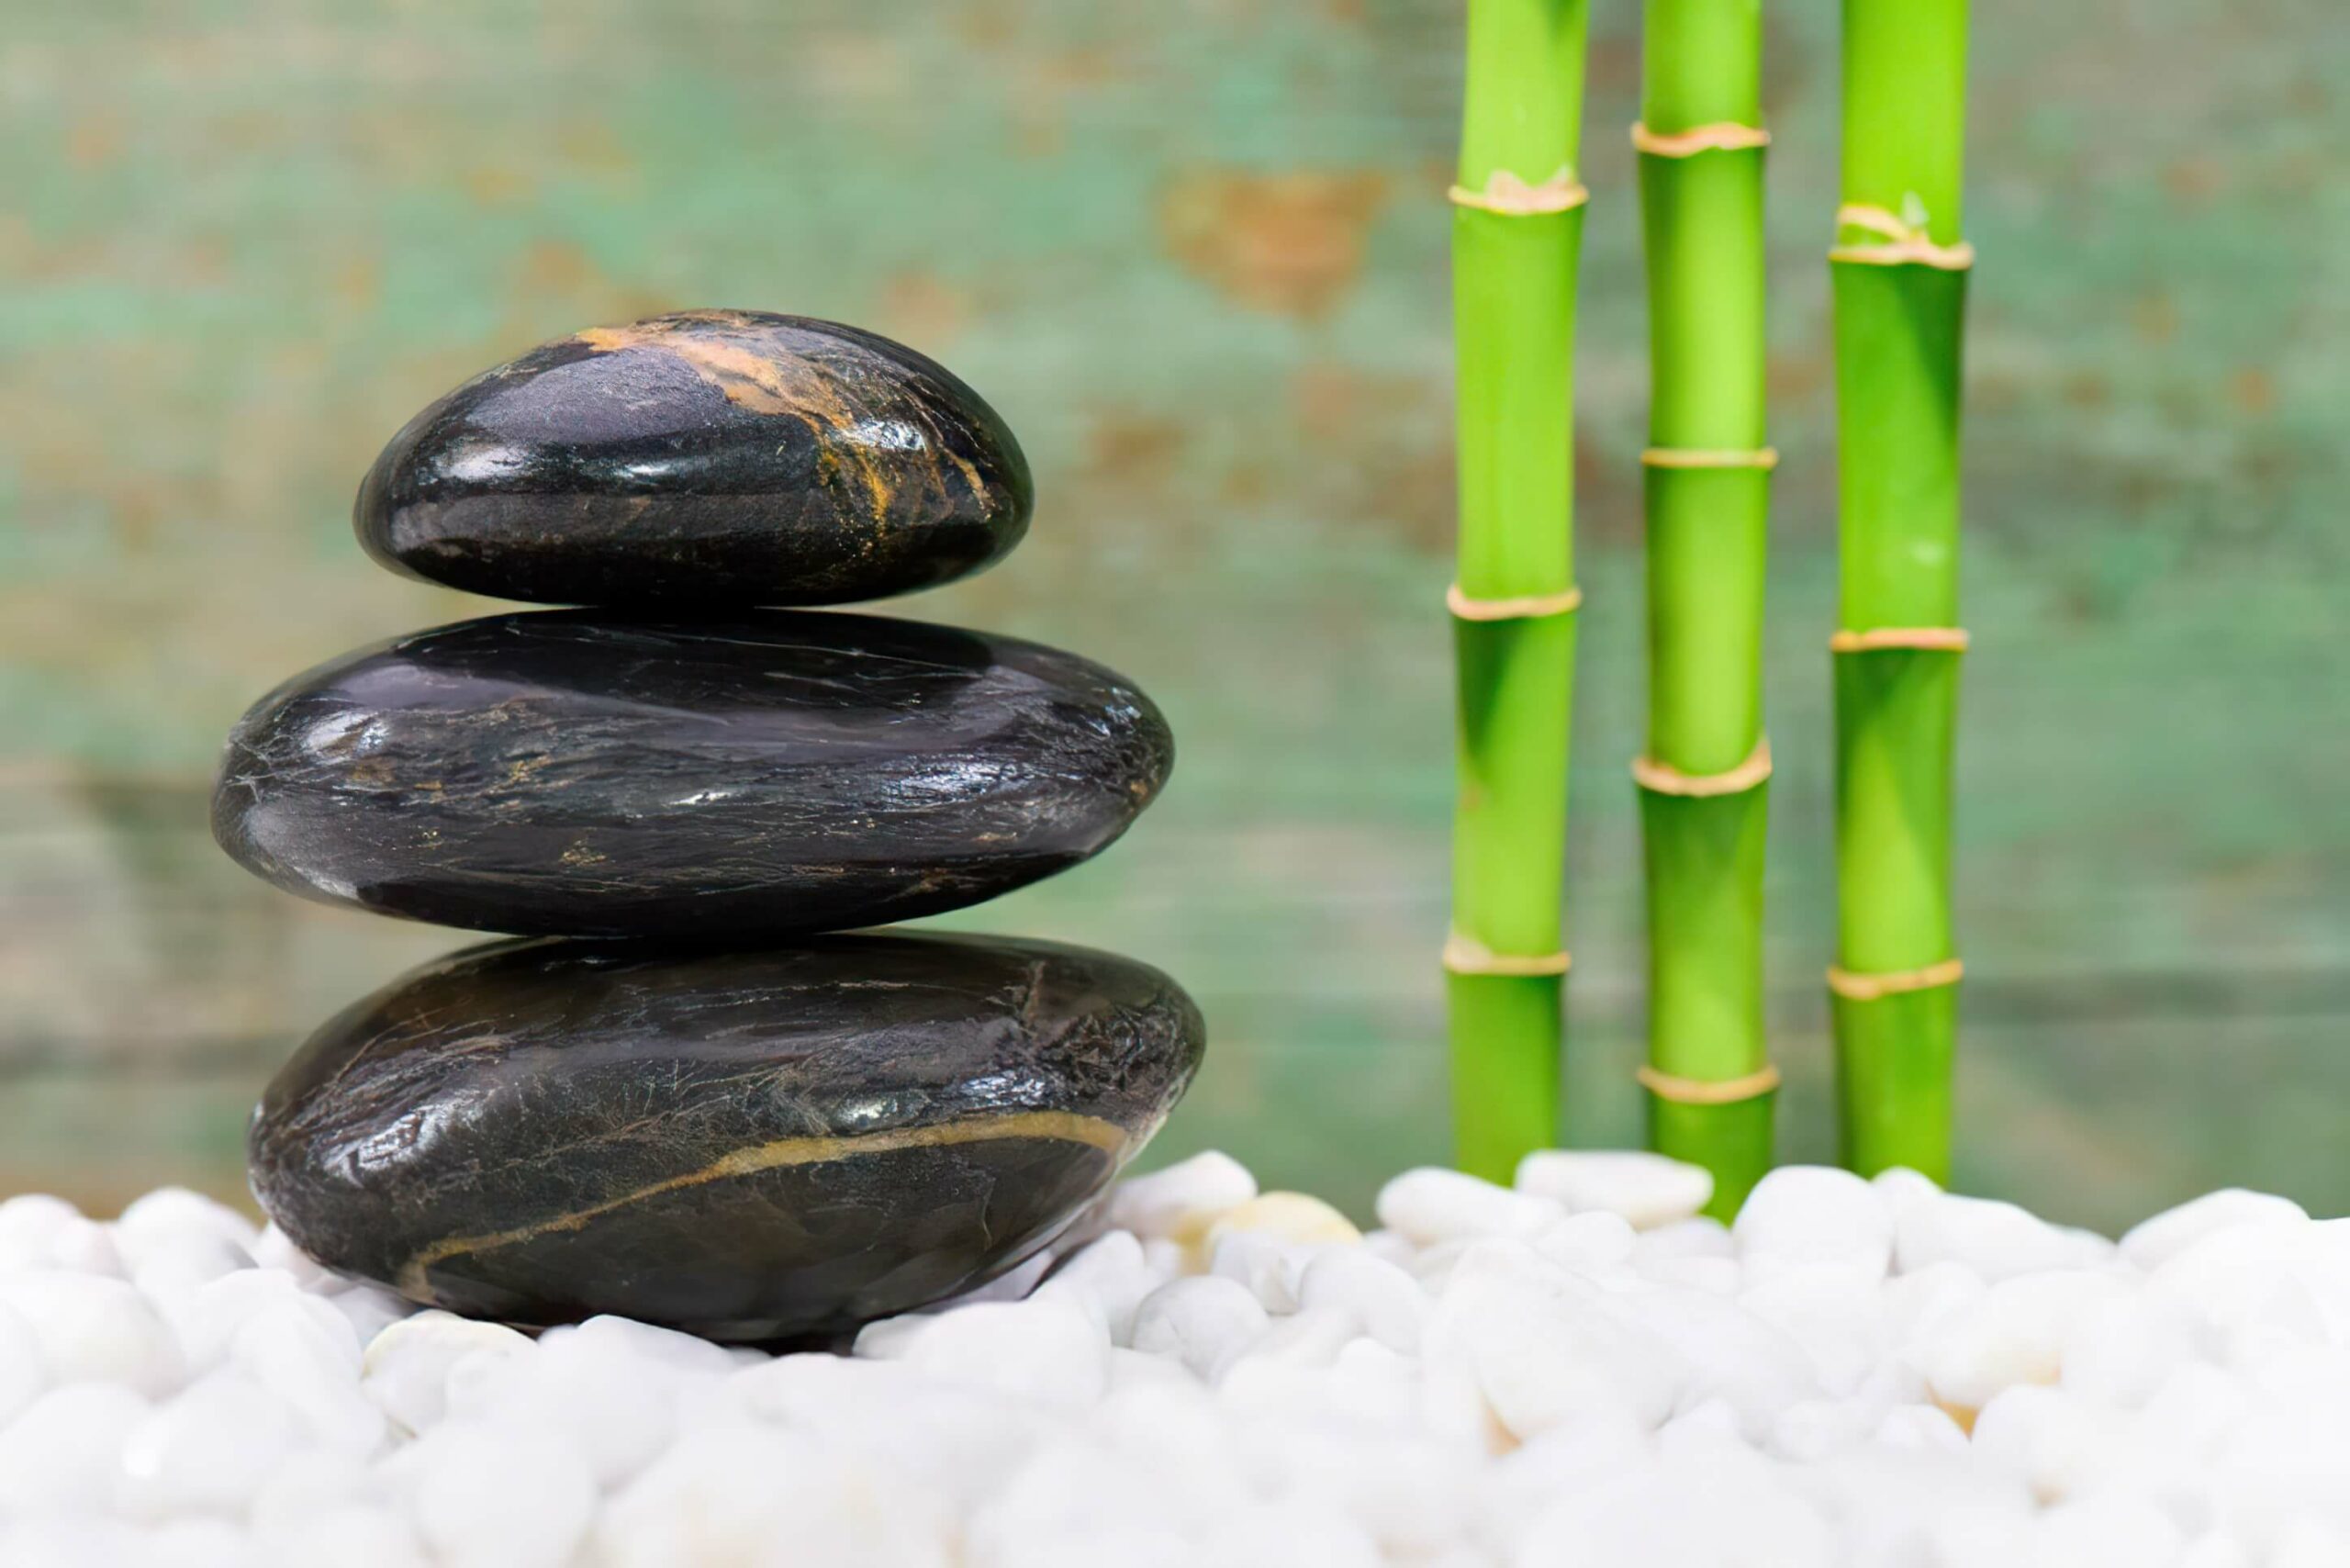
[1106,1151,1258,1246]
[1296,1247,1427,1352]
[1515,1149,1715,1229]
[1376,1169,1558,1247]
[1130,1275,1271,1382]
[231,1295,384,1456]
[0,1193,122,1275]
[360,1311,533,1438]
[3,1269,185,1396]
[896,1295,1109,1408]
[0,1299,49,1427]
[1734,1166,1893,1282]
[111,1189,260,1271]
[1895,1189,2111,1281]
[0,1382,150,1513]
[408,1421,597,1568]
[115,1372,296,1519]
[1034,1231,1159,1341]
[1208,1191,1363,1248]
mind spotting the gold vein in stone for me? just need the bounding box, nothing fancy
[396,1109,1132,1296]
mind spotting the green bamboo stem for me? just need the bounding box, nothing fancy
[1831,0,1969,1181]
[1633,0,1774,1219]
[1448,0,1588,1182]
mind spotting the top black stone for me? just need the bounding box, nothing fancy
[354,310,1032,609]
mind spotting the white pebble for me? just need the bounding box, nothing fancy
[1896,1189,2111,1281]
[1208,1191,1363,1248]
[897,1296,1109,1408]
[1376,1169,1558,1247]
[1735,1166,1894,1282]
[0,1193,122,1274]
[1516,1149,1715,1229]
[112,1189,259,1271]
[1107,1151,1258,1246]
[1297,1247,1427,1352]
[361,1312,534,1437]
[408,1421,597,1568]
[115,1372,295,1519]
[2122,1189,2310,1270]
[1130,1275,1271,1381]
[3,1270,185,1396]
[0,1382,150,1513]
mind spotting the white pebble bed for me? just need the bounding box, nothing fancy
[2,1156,2347,1568]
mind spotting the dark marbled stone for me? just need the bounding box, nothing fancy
[250,933,1204,1340]
[211,610,1172,938]
[354,311,1031,608]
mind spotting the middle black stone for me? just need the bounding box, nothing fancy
[211,609,1173,939]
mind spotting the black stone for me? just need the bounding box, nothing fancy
[249,933,1204,1341]
[211,610,1172,938]
[354,311,1031,608]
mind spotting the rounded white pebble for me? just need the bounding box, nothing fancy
[1107,1151,1258,1245]
[2121,1189,2310,1270]
[115,1372,295,1518]
[0,1382,150,1513]
[1376,1169,1558,1246]
[3,1270,185,1396]
[1735,1165,1894,1282]
[361,1311,532,1438]
[1896,1189,2111,1282]
[408,1421,597,1568]
[1130,1275,1272,1381]
[1515,1149,1715,1229]
[112,1189,259,1269]
[897,1296,1109,1408]
[1208,1190,1363,1248]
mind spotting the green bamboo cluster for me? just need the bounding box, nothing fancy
[1447,0,1589,1182]
[1831,0,1971,1180]
[1633,0,1775,1217]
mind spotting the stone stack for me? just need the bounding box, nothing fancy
[211,311,1202,1343]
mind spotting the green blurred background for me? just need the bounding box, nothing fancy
[2,0,2344,1230]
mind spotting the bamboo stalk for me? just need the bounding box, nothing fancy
[1831,0,1970,1180]
[1633,0,1774,1218]
[1448,0,1588,1182]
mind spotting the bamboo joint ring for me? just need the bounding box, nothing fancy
[1829,204,1975,271]
[1828,958,1965,1001]
[1448,169,1590,216]
[1448,583,1583,622]
[1632,738,1773,799]
[1638,1063,1783,1105]
[1443,933,1572,978]
[1830,627,1971,654]
[1642,446,1779,471]
[1630,121,1771,157]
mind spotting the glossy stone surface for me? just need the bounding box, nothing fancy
[250,933,1204,1340]
[354,311,1031,607]
[212,610,1172,938]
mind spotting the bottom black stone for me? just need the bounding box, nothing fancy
[249,932,1204,1341]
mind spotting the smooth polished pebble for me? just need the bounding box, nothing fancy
[355,310,1031,609]
[213,610,1173,939]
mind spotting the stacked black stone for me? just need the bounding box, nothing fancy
[211,311,1203,1343]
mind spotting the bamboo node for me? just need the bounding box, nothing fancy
[1442,933,1572,978]
[1632,738,1773,799]
[1641,446,1779,471]
[1638,1062,1782,1106]
[1828,958,1965,1002]
[1449,168,1590,217]
[1447,583,1583,622]
[1830,627,1971,654]
[1629,121,1771,157]
[1829,204,1975,271]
